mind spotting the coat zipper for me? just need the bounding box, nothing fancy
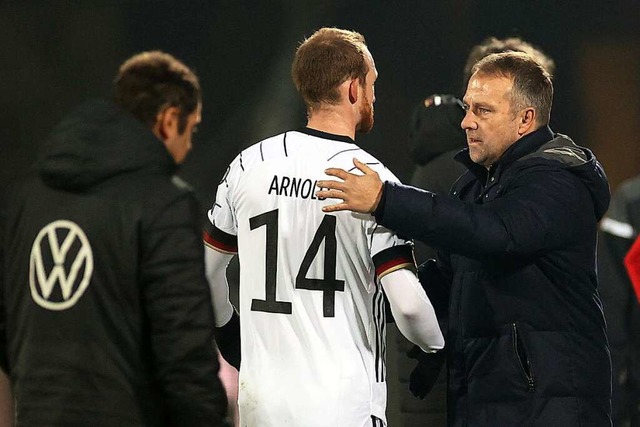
[511,323,535,392]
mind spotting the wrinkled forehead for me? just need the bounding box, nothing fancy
[464,73,512,102]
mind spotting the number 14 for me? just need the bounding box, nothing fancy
[249,209,345,317]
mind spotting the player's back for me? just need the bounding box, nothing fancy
[212,128,407,426]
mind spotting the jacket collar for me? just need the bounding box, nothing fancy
[454,125,554,181]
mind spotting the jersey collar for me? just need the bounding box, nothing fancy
[299,127,355,144]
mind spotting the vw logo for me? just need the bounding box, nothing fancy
[29,219,93,310]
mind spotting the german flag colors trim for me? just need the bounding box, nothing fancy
[372,244,416,279]
[203,223,238,254]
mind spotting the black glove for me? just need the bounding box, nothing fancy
[407,344,446,399]
[214,311,241,370]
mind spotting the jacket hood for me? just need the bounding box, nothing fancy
[407,94,466,165]
[38,99,176,191]
[520,133,611,220]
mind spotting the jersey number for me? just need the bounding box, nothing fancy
[249,209,345,317]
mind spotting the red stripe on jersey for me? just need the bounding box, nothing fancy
[203,230,238,254]
[375,258,414,278]
[372,244,416,279]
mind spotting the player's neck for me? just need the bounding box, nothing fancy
[306,108,356,141]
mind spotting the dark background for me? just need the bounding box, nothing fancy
[1,2,639,425]
[2,1,639,210]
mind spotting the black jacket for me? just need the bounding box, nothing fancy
[0,100,228,426]
[377,126,612,426]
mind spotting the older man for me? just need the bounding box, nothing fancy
[318,51,612,426]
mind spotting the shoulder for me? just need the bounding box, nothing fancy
[129,172,200,227]
[237,132,291,167]
[518,134,589,168]
[328,147,400,183]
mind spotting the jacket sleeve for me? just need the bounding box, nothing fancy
[376,167,594,258]
[141,193,229,426]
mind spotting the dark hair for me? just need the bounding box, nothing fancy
[113,51,201,133]
[472,51,554,125]
[291,27,369,111]
[462,37,555,89]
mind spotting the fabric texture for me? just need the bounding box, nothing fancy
[0,99,229,426]
[377,125,612,426]
[206,128,424,427]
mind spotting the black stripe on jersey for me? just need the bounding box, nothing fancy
[327,147,360,161]
[283,132,288,157]
[371,415,383,426]
[372,244,417,278]
[260,140,264,161]
[373,286,386,382]
[203,222,238,254]
[239,152,245,171]
[348,162,380,172]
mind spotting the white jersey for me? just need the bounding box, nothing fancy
[205,128,415,427]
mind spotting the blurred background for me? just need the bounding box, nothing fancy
[2,1,639,209]
[1,1,639,424]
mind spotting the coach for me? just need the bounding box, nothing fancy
[318,51,612,426]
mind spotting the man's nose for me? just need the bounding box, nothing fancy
[461,111,475,130]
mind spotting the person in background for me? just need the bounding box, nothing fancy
[396,37,556,427]
[204,27,444,427]
[318,51,612,426]
[598,174,640,426]
[0,51,230,426]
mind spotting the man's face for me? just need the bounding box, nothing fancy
[356,48,377,134]
[461,73,522,168]
[167,103,202,164]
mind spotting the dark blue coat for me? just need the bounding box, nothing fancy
[376,126,612,426]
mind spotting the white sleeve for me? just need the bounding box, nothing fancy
[381,268,445,353]
[204,245,236,327]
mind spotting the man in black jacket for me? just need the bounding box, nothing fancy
[397,38,557,426]
[318,51,612,426]
[0,51,229,426]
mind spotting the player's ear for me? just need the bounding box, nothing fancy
[348,78,359,104]
[152,106,180,141]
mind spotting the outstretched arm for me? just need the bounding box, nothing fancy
[317,158,384,214]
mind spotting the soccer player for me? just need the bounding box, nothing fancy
[204,27,444,427]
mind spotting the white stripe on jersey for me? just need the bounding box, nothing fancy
[208,129,412,427]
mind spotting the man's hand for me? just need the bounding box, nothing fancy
[316,158,383,213]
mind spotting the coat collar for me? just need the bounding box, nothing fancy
[454,125,554,182]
